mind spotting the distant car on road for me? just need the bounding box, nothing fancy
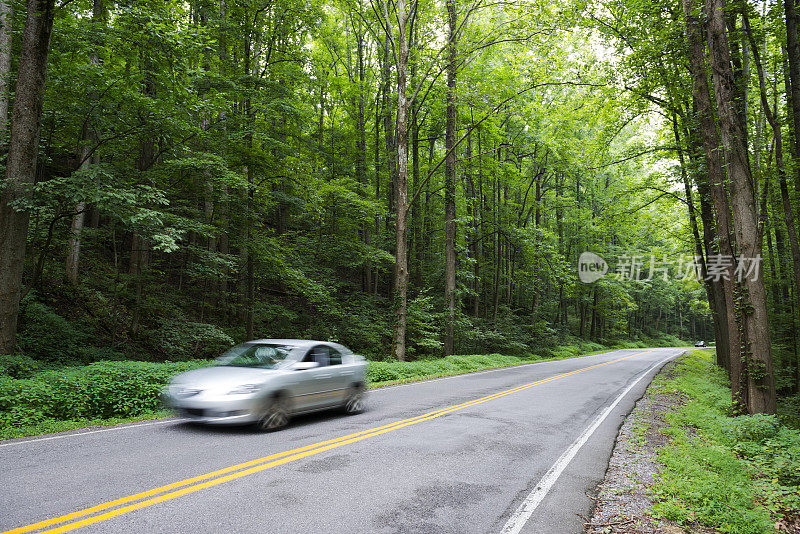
[695,340,706,347]
[162,339,367,431]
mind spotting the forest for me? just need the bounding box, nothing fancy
[0,0,797,415]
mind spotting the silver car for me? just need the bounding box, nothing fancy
[162,339,368,431]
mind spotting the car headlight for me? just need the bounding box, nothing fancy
[227,384,262,395]
[169,385,202,398]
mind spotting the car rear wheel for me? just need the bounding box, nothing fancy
[343,385,366,415]
[257,395,290,431]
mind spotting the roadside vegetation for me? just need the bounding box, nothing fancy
[649,350,800,533]
[0,336,685,440]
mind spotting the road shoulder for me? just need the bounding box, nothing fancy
[586,350,800,534]
[584,357,695,533]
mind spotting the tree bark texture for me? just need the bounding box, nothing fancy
[443,0,457,357]
[0,0,56,355]
[390,0,410,361]
[706,0,776,414]
[0,0,11,134]
[684,0,744,404]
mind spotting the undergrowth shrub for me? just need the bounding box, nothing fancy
[731,415,800,510]
[16,299,91,364]
[651,351,800,532]
[146,320,234,361]
[0,360,211,427]
[778,395,800,429]
[731,414,781,444]
[579,341,606,353]
[367,353,536,384]
[0,354,40,378]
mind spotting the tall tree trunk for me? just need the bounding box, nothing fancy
[390,0,410,361]
[217,0,230,315]
[0,0,56,355]
[243,33,254,340]
[130,44,156,338]
[199,0,216,319]
[0,0,11,135]
[373,85,381,295]
[410,101,422,286]
[746,14,800,365]
[684,0,742,400]
[382,34,396,230]
[65,165,88,285]
[706,0,776,414]
[465,131,479,317]
[410,16,422,290]
[694,133,731,370]
[493,160,501,323]
[673,114,719,358]
[65,0,105,285]
[443,0,457,357]
[725,13,748,145]
[784,0,800,198]
[356,12,370,293]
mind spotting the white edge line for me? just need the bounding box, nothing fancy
[0,418,185,448]
[499,351,680,534]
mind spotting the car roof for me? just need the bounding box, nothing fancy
[246,339,353,354]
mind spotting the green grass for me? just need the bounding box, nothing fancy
[627,408,651,451]
[0,411,174,439]
[649,349,800,533]
[366,353,542,387]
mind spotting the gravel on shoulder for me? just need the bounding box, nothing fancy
[584,358,717,534]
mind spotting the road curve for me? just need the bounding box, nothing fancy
[0,347,684,534]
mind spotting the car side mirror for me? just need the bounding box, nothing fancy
[290,361,319,371]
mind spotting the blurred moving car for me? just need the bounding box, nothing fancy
[162,339,367,431]
[695,340,706,347]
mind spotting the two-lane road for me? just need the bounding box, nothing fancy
[0,347,684,534]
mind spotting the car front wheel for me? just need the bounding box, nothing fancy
[257,395,290,431]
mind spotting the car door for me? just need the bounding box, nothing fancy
[325,346,351,404]
[294,346,340,411]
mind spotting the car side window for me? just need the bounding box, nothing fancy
[328,348,342,366]
[304,346,330,367]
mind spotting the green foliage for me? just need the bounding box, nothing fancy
[146,320,235,361]
[777,396,800,429]
[16,299,91,364]
[0,360,210,439]
[731,414,781,444]
[10,0,710,373]
[0,355,40,379]
[367,353,539,383]
[650,351,799,532]
[730,417,800,511]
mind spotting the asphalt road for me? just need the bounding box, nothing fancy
[0,347,684,534]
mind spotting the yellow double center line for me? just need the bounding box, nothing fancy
[4,349,654,534]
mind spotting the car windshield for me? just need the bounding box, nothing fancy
[216,343,295,369]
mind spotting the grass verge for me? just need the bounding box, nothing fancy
[649,349,800,533]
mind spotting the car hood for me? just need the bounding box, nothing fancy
[170,366,281,390]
